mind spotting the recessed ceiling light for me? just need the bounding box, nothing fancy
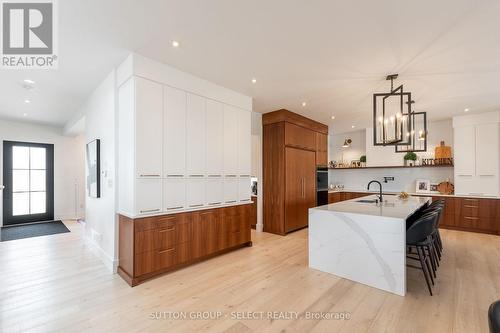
[302,102,307,107]
[251,78,257,84]
[331,115,336,120]
[172,40,180,48]
[464,108,469,112]
[23,113,27,117]
[351,125,356,128]
[23,79,35,84]
[24,99,31,104]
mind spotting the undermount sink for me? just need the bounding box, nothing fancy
[355,199,379,204]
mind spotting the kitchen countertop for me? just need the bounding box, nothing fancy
[327,188,500,200]
[313,194,431,220]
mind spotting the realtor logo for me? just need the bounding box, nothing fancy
[1,0,58,69]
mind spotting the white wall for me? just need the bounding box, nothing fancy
[329,130,366,164]
[80,70,118,272]
[366,120,453,167]
[328,119,455,192]
[0,119,85,226]
[329,167,454,193]
[251,111,263,231]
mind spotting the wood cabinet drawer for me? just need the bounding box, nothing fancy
[134,242,193,276]
[284,122,316,151]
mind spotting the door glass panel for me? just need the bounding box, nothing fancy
[13,192,29,216]
[12,170,29,192]
[30,147,46,169]
[30,170,46,191]
[30,192,46,214]
[13,146,29,169]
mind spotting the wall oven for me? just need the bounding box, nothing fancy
[316,167,328,206]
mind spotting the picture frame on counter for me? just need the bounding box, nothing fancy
[416,179,430,193]
[429,183,440,194]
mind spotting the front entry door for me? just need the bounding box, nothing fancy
[2,141,54,225]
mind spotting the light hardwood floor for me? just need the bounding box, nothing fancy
[1,221,499,333]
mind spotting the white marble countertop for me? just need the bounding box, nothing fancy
[327,188,500,200]
[312,194,431,220]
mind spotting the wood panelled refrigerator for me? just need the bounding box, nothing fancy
[262,109,328,235]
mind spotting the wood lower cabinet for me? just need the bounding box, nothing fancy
[250,196,257,229]
[326,192,500,235]
[118,204,252,286]
[328,191,369,204]
[437,196,500,234]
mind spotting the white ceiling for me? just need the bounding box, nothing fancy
[1,0,500,133]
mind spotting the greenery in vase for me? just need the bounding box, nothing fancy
[403,152,417,161]
[360,155,366,163]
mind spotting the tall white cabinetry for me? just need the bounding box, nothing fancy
[453,111,500,197]
[118,73,253,217]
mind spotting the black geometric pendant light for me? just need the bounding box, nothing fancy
[373,74,412,146]
[395,102,428,153]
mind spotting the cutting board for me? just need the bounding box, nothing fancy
[437,181,454,195]
[435,141,452,159]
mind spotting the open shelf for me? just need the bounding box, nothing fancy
[329,164,454,170]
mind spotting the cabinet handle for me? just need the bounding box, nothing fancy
[464,205,478,208]
[140,208,160,213]
[464,198,479,201]
[208,175,222,178]
[159,227,175,232]
[158,248,175,254]
[464,216,479,220]
[478,174,494,177]
[189,204,204,207]
[209,202,222,205]
[225,175,237,178]
[166,206,183,210]
[240,199,251,202]
[240,175,250,177]
[468,193,484,196]
[140,174,160,177]
[189,175,204,178]
[167,175,184,178]
[226,200,237,203]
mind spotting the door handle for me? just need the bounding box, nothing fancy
[0,185,4,190]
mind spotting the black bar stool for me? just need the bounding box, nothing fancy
[406,211,440,296]
[489,300,500,333]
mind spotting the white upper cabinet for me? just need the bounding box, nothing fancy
[223,177,238,203]
[186,177,206,208]
[135,77,163,178]
[238,177,251,202]
[237,109,251,176]
[453,126,475,176]
[475,123,499,176]
[164,86,186,176]
[186,94,206,176]
[206,99,224,176]
[163,178,186,211]
[223,105,239,175]
[136,178,162,215]
[206,177,223,206]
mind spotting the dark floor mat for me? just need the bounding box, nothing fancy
[1,221,70,242]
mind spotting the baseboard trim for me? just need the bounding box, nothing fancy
[84,235,118,273]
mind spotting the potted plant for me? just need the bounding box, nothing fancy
[404,152,417,166]
[360,155,366,167]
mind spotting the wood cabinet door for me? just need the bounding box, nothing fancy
[284,147,316,232]
[315,132,328,166]
[284,123,316,151]
[192,210,219,258]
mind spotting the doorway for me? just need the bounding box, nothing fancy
[2,141,54,225]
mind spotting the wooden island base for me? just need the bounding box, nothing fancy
[118,204,252,287]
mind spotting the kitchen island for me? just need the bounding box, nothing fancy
[308,194,430,296]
